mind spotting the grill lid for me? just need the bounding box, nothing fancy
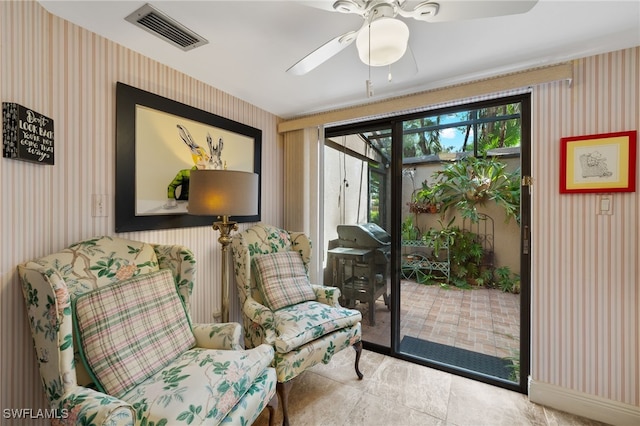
[336,223,391,248]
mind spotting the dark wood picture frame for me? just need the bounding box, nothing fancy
[115,82,262,232]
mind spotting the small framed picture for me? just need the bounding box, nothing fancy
[560,130,637,193]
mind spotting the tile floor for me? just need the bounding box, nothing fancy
[357,280,520,362]
[253,348,608,426]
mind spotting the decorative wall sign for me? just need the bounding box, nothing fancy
[2,103,54,165]
[115,82,262,232]
[560,130,637,193]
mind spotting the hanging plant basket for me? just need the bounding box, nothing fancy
[408,182,442,214]
[408,201,440,214]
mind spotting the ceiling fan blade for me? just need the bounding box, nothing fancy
[293,1,338,13]
[287,29,359,75]
[409,0,538,23]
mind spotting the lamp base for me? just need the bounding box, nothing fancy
[213,215,237,323]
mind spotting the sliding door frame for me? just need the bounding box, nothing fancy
[325,93,531,394]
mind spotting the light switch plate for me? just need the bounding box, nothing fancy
[92,194,108,217]
[597,194,613,215]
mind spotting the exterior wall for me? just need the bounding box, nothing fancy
[403,157,522,274]
[323,145,369,255]
[0,1,283,421]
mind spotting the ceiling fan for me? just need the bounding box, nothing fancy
[287,0,539,76]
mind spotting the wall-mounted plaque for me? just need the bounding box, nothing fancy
[3,102,54,165]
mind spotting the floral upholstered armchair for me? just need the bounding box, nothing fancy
[18,236,277,426]
[231,224,363,426]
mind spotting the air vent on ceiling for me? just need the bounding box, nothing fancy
[125,3,208,52]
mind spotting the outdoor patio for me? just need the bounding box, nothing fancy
[356,280,521,363]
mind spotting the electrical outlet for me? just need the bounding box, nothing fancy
[92,194,108,217]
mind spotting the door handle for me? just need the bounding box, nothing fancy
[523,225,530,255]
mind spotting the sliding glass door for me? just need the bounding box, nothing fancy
[322,93,530,393]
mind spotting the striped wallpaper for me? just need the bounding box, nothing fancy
[0,1,283,421]
[1,0,638,422]
[531,48,638,407]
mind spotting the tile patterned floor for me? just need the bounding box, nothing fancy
[252,349,608,426]
[356,280,520,362]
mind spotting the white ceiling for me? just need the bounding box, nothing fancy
[39,0,640,119]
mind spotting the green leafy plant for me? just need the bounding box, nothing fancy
[421,218,489,289]
[432,156,521,223]
[401,216,420,241]
[408,179,443,214]
[422,217,456,254]
[474,268,495,287]
[495,266,521,293]
[503,349,520,382]
[447,228,484,289]
[416,270,436,285]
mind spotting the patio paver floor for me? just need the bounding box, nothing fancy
[355,280,521,361]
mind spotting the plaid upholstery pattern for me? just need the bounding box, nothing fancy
[252,251,316,311]
[74,269,195,397]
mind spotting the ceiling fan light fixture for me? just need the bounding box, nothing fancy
[356,17,409,67]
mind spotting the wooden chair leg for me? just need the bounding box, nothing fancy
[267,391,278,426]
[353,340,364,379]
[277,380,293,426]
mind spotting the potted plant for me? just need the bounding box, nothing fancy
[408,179,442,214]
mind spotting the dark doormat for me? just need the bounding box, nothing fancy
[400,335,513,380]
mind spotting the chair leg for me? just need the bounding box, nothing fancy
[277,380,293,426]
[267,391,278,426]
[353,340,364,379]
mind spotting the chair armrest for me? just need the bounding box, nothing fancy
[192,322,243,350]
[312,284,341,307]
[17,265,78,399]
[59,386,135,425]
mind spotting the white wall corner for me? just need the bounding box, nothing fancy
[528,377,640,426]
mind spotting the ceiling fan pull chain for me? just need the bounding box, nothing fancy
[366,22,374,98]
[366,79,374,98]
[388,64,393,82]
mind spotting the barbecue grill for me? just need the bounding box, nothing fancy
[327,223,391,325]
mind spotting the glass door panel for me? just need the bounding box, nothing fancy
[323,128,392,349]
[323,93,530,392]
[397,98,527,389]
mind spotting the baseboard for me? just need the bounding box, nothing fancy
[528,378,640,426]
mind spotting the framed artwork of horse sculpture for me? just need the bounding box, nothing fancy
[115,82,262,232]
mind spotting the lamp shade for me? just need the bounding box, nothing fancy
[356,17,409,66]
[187,169,258,216]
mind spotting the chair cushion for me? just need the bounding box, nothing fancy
[74,269,195,397]
[252,251,316,311]
[119,344,275,425]
[273,301,362,354]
